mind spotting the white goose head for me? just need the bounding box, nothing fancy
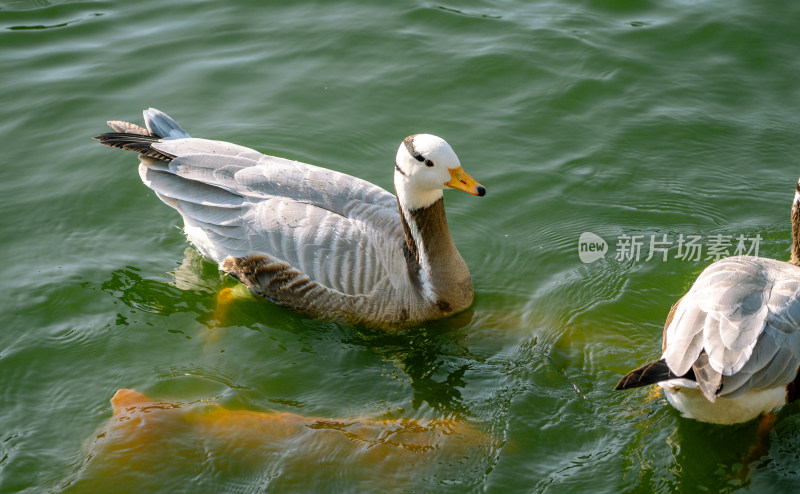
[394,134,485,211]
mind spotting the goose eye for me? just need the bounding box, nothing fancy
[424,159,434,167]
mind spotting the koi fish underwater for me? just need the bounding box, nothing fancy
[63,389,495,492]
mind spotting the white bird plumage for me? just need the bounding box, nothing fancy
[616,181,800,424]
[95,109,485,328]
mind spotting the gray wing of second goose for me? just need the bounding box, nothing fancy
[662,256,800,400]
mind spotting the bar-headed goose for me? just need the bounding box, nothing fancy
[615,183,800,424]
[95,109,485,329]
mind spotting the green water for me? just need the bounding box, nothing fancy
[2,0,800,492]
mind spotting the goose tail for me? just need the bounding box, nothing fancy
[615,358,692,390]
[142,108,190,139]
[93,108,187,161]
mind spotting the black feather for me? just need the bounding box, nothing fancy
[93,132,176,162]
[615,358,695,390]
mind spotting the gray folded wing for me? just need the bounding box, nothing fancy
[139,138,405,297]
[662,256,800,400]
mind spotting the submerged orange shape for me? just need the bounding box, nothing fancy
[65,389,495,492]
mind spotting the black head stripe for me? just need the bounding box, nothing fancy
[403,135,425,162]
[394,161,407,176]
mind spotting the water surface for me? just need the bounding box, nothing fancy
[2,0,800,492]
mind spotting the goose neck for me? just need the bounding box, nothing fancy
[791,183,800,266]
[395,190,475,315]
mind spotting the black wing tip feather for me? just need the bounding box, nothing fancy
[93,131,176,162]
[615,359,679,390]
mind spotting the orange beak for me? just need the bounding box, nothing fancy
[445,167,486,196]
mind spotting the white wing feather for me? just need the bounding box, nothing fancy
[141,138,406,297]
[663,256,800,398]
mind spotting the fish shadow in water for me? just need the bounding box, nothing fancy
[62,388,496,493]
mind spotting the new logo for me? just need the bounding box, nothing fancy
[578,232,607,264]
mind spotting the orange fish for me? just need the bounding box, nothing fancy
[64,389,494,492]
